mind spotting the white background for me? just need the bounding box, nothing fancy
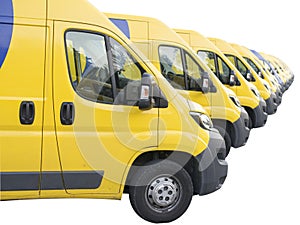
[1,0,300,224]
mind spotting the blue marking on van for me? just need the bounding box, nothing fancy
[109,18,130,39]
[0,0,14,68]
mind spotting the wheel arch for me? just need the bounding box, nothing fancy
[123,151,199,195]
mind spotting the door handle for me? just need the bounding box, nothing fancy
[19,101,35,125]
[60,102,75,125]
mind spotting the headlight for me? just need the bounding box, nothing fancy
[229,95,241,108]
[251,88,260,97]
[190,112,213,130]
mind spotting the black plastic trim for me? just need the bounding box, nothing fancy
[19,101,35,125]
[193,129,228,196]
[252,99,268,128]
[0,171,104,191]
[231,108,250,148]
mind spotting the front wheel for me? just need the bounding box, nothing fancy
[129,160,193,223]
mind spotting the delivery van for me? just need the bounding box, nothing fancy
[261,53,293,89]
[207,38,270,119]
[259,52,290,90]
[174,30,271,123]
[230,43,279,113]
[0,0,228,223]
[250,49,285,91]
[106,14,250,156]
[274,56,294,83]
[232,45,282,105]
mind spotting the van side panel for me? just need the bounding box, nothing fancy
[0,19,46,197]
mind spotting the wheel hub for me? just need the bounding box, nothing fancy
[147,176,179,209]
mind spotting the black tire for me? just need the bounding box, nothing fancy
[129,160,193,223]
[215,126,231,157]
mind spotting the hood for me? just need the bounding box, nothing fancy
[224,87,236,97]
[186,99,209,115]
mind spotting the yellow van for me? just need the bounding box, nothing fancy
[262,53,293,89]
[250,49,286,92]
[274,56,294,83]
[232,45,283,105]
[0,0,228,223]
[207,38,270,120]
[175,30,271,120]
[230,43,279,113]
[259,52,290,89]
[170,28,266,128]
[106,14,250,156]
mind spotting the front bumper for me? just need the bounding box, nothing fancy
[253,98,268,128]
[231,107,250,148]
[194,129,228,196]
[265,92,278,115]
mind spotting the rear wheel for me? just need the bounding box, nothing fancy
[129,160,193,223]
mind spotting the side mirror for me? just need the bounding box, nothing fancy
[246,70,252,81]
[229,70,236,86]
[139,73,154,110]
[209,81,217,93]
[258,71,264,79]
[201,71,209,93]
[153,83,169,108]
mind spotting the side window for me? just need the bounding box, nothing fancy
[226,54,235,66]
[197,51,217,74]
[65,31,113,104]
[216,56,230,84]
[236,58,248,78]
[109,37,145,106]
[244,57,260,74]
[158,46,185,89]
[65,31,145,106]
[184,52,204,90]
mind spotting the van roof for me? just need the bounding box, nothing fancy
[208,37,241,56]
[105,13,188,45]
[0,0,129,41]
[174,29,220,53]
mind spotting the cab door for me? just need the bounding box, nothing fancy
[0,21,46,196]
[183,50,212,115]
[157,45,211,114]
[52,22,158,195]
[215,54,237,93]
[198,50,236,117]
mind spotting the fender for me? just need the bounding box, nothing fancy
[0,0,14,68]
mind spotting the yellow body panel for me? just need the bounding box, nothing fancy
[0,16,46,198]
[1,0,210,200]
